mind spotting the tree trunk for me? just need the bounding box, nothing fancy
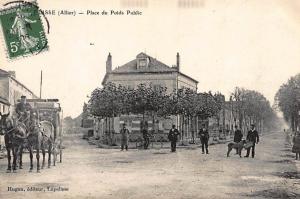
[295,112,299,131]
[291,115,295,132]
[152,112,155,133]
[108,117,111,145]
[105,118,108,144]
[181,115,184,144]
[111,114,115,145]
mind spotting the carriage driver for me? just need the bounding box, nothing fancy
[15,95,32,128]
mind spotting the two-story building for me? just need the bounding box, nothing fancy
[95,52,198,142]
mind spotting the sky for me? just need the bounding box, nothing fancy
[0,0,300,117]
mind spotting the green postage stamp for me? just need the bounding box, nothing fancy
[0,1,48,59]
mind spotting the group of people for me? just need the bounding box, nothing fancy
[167,123,260,157]
[119,123,151,151]
[167,124,210,153]
[233,124,259,158]
[119,121,260,156]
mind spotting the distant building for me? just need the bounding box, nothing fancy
[96,52,198,142]
[209,101,236,139]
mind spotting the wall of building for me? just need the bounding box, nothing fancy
[0,102,9,114]
[94,114,176,143]
[8,77,36,113]
[106,72,198,92]
[106,72,177,93]
[177,74,197,90]
[0,77,9,100]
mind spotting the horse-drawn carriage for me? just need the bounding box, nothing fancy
[0,98,63,172]
[27,98,63,164]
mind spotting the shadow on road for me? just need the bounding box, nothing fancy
[243,188,300,199]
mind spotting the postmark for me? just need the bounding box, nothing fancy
[0,1,48,59]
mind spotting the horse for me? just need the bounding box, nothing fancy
[0,112,26,173]
[26,117,44,172]
[39,120,56,168]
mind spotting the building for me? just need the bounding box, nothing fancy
[95,52,198,142]
[102,52,198,92]
[0,69,38,114]
[209,101,236,140]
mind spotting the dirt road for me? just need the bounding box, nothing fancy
[0,131,299,199]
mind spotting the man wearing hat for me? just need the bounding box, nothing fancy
[168,124,180,152]
[233,125,243,154]
[120,123,130,151]
[245,124,259,158]
[199,124,210,154]
[15,96,32,128]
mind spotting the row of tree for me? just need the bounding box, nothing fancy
[88,82,278,143]
[230,87,278,133]
[275,73,300,131]
[88,83,224,141]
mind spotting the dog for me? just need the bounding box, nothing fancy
[227,140,247,158]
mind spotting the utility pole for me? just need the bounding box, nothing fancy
[40,70,42,99]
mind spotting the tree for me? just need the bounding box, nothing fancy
[88,82,123,145]
[166,88,223,143]
[89,82,226,144]
[231,87,277,133]
[130,83,170,132]
[275,74,300,131]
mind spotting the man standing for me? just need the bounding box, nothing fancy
[15,96,32,128]
[233,125,243,154]
[245,124,259,158]
[199,124,210,154]
[168,124,179,152]
[120,123,130,151]
[142,127,150,149]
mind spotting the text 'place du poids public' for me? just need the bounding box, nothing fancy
[87,10,142,15]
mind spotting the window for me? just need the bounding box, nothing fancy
[137,58,149,69]
[139,59,147,67]
[153,83,165,91]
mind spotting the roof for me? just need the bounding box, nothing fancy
[0,68,9,76]
[102,52,198,84]
[112,52,177,73]
[0,96,10,105]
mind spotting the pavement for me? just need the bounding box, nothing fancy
[0,131,299,199]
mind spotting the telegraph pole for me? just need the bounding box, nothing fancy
[40,70,42,99]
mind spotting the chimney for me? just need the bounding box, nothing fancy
[176,52,180,71]
[8,71,16,78]
[106,53,112,73]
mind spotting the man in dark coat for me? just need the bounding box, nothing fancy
[233,125,243,154]
[142,127,150,149]
[15,95,32,129]
[168,124,179,152]
[120,123,130,151]
[199,124,209,154]
[245,124,259,158]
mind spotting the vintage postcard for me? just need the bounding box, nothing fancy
[0,0,299,199]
